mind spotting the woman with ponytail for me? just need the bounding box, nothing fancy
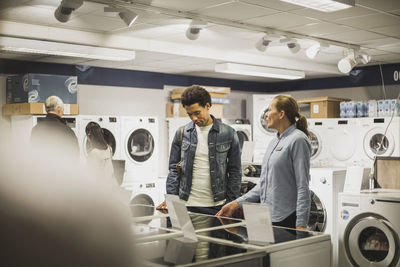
[217,95,311,230]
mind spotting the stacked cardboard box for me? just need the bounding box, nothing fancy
[4,73,79,115]
[166,85,231,119]
[298,96,350,118]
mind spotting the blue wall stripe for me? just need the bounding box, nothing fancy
[1,59,399,92]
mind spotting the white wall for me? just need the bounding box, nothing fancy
[1,77,398,177]
[0,76,11,141]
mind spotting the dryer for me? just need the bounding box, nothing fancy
[357,117,400,169]
[252,94,277,164]
[325,118,359,167]
[223,119,252,150]
[338,191,400,267]
[307,167,346,267]
[307,118,331,167]
[121,116,159,186]
[129,179,160,219]
[78,115,122,161]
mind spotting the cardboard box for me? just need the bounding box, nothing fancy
[166,102,223,119]
[298,96,350,118]
[3,103,79,115]
[171,85,231,95]
[6,73,78,104]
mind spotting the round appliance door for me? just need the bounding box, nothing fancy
[345,214,400,267]
[126,128,154,163]
[84,128,116,156]
[309,129,322,160]
[307,190,327,232]
[130,194,155,220]
[257,107,277,136]
[236,129,250,150]
[327,127,356,162]
[363,127,395,159]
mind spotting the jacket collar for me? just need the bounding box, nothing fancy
[46,113,65,124]
[277,124,296,139]
[188,114,220,132]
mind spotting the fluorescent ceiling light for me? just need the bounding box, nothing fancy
[0,37,135,61]
[215,63,305,80]
[280,0,355,12]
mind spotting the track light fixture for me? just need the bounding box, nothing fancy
[358,52,371,65]
[255,36,271,52]
[280,38,300,54]
[338,49,357,74]
[104,7,138,27]
[54,0,83,23]
[306,42,329,59]
[185,20,207,41]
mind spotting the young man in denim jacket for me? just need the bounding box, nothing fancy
[162,85,242,215]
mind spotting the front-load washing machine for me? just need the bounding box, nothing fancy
[129,179,160,219]
[338,191,400,267]
[121,116,159,186]
[308,118,331,167]
[307,167,346,267]
[222,119,252,150]
[325,118,359,167]
[78,115,122,161]
[357,117,400,169]
[252,94,277,164]
[11,115,79,147]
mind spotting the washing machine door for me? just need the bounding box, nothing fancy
[126,128,155,163]
[130,193,155,218]
[258,107,277,136]
[363,127,395,159]
[344,214,400,267]
[327,125,356,163]
[84,128,116,157]
[236,129,250,150]
[307,190,327,232]
[309,130,322,160]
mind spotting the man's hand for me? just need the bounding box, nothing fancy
[156,201,167,210]
[216,200,240,217]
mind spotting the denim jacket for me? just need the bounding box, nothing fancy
[166,115,242,203]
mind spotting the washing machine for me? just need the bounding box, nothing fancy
[325,118,359,167]
[252,94,277,164]
[307,167,346,267]
[78,115,122,161]
[338,191,400,267]
[129,179,160,219]
[357,117,400,169]
[121,116,159,185]
[308,118,331,167]
[11,115,79,147]
[223,118,252,150]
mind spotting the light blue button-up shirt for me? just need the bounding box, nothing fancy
[237,124,311,227]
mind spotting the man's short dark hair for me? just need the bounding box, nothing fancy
[181,85,212,108]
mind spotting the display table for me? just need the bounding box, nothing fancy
[131,205,331,267]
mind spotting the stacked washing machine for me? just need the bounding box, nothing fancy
[77,115,122,163]
[308,118,331,167]
[222,118,252,150]
[338,190,400,267]
[252,94,277,164]
[120,116,160,210]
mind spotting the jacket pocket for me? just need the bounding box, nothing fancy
[216,142,230,165]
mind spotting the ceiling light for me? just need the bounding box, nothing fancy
[255,36,271,52]
[104,7,138,27]
[185,20,207,41]
[358,53,371,64]
[54,0,83,23]
[0,37,135,61]
[306,42,329,59]
[279,0,355,12]
[338,50,357,74]
[215,63,305,80]
[280,37,301,54]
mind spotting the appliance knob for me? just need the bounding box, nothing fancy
[370,199,375,205]
[320,177,327,184]
[139,184,143,188]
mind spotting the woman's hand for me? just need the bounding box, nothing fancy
[216,200,240,217]
[296,226,307,231]
[156,201,167,210]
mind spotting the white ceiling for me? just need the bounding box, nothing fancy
[0,0,399,82]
